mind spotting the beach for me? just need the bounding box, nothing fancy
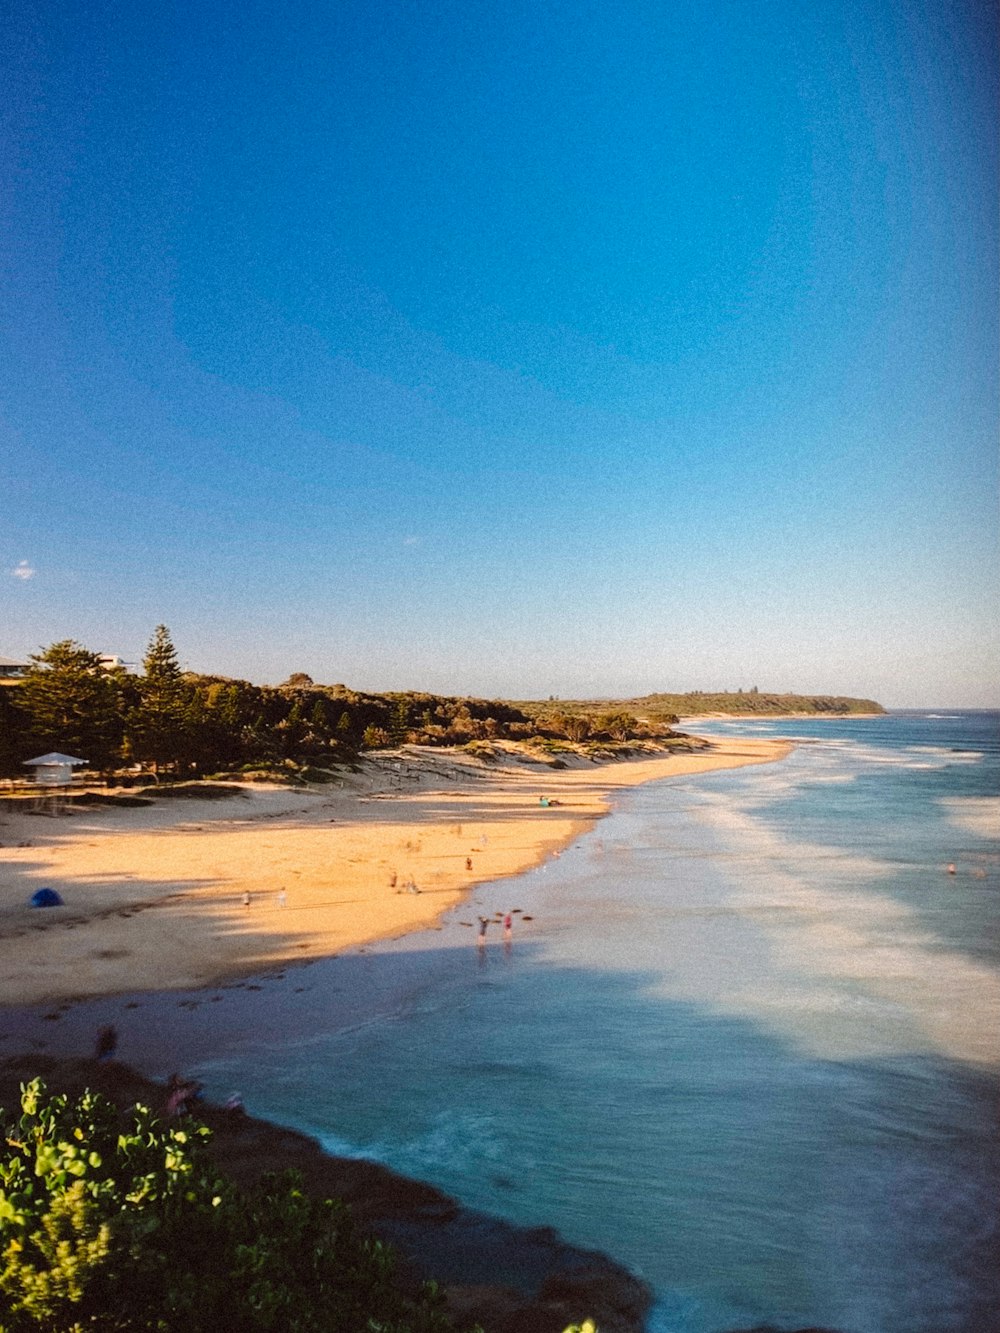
[0,737,789,1007]
[2,715,997,1332]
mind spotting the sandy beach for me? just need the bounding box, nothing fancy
[0,737,789,1006]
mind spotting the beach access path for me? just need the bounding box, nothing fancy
[0,737,790,1006]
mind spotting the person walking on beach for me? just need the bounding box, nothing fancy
[242,891,251,908]
[276,888,287,908]
[503,912,512,942]
[477,916,489,948]
[95,1024,117,1062]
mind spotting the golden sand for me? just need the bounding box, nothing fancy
[0,738,790,1005]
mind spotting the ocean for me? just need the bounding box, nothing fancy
[4,711,998,1332]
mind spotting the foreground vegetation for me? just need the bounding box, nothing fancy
[0,1080,466,1332]
[0,1080,602,1333]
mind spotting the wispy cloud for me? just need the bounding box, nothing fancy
[11,560,35,581]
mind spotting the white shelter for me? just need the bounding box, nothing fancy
[22,753,88,787]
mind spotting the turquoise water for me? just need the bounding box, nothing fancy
[6,712,999,1331]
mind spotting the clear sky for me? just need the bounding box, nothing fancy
[2,0,997,707]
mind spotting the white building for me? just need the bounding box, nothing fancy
[22,753,88,786]
[0,655,30,681]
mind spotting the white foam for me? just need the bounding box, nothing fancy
[317,1131,379,1161]
[644,785,1000,1067]
[939,796,1000,840]
[908,746,984,763]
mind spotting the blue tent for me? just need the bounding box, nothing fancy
[30,887,64,908]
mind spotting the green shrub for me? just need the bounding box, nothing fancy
[0,1080,460,1332]
[462,741,498,763]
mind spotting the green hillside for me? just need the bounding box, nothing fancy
[512,690,885,723]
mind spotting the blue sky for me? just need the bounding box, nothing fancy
[2,0,997,706]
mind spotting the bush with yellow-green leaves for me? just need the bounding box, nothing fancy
[0,1080,462,1332]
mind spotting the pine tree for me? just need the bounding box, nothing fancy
[389,698,409,746]
[127,626,192,774]
[280,698,305,756]
[19,640,124,771]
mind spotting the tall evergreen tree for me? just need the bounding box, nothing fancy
[389,698,409,746]
[127,626,192,773]
[18,641,124,770]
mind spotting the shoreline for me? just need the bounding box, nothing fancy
[0,737,790,1007]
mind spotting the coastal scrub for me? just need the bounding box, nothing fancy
[0,1079,465,1332]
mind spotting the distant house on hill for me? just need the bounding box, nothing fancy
[0,652,132,686]
[0,655,30,684]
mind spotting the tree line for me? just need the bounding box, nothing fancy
[515,688,885,721]
[0,629,678,780]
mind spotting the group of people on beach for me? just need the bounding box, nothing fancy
[477,912,513,947]
[241,888,289,907]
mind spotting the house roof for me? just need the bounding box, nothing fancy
[23,753,88,766]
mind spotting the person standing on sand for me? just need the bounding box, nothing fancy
[95,1024,117,1062]
[276,888,287,907]
[242,891,251,908]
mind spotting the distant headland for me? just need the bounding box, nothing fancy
[512,688,886,724]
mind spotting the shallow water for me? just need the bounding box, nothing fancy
[4,712,998,1332]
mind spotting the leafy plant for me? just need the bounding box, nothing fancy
[0,1080,462,1332]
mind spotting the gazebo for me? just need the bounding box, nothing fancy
[22,753,88,787]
